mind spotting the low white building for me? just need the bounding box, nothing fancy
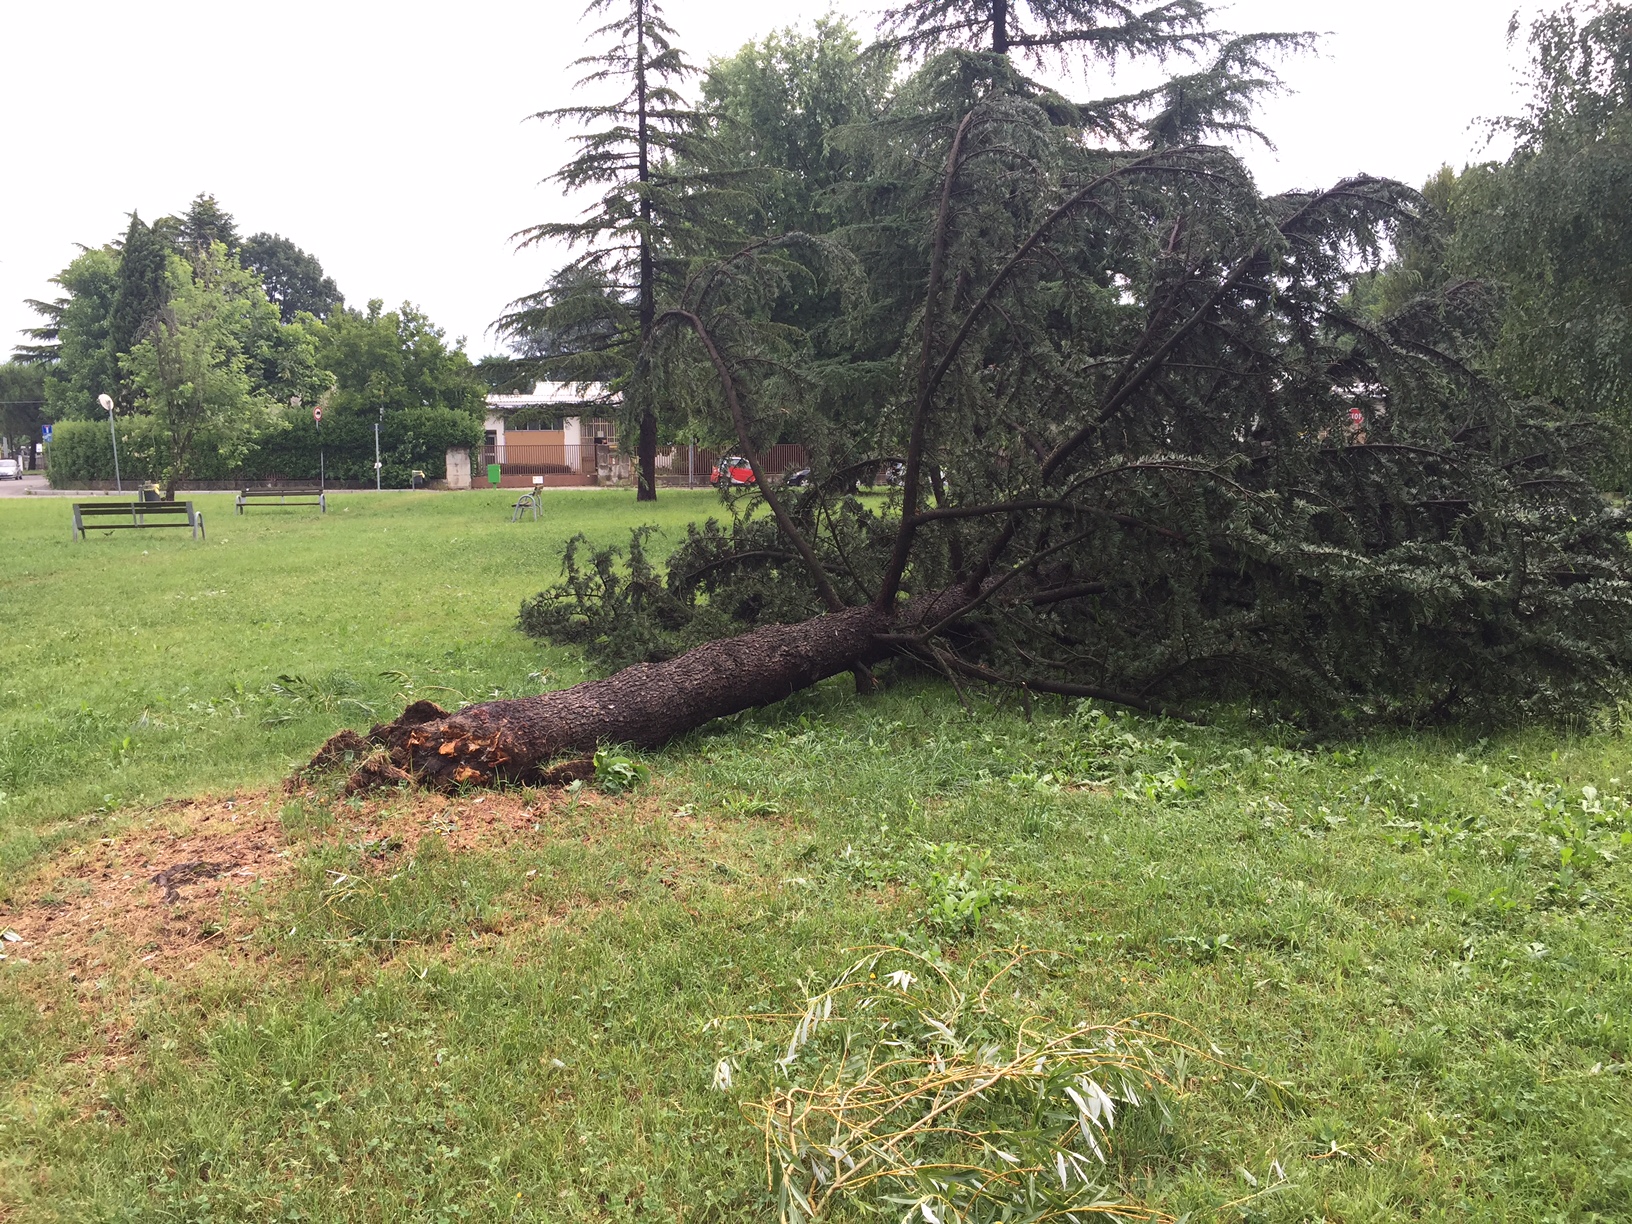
[482,382,618,486]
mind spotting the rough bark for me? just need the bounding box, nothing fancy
[637,407,658,501]
[633,0,659,504]
[314,603,900,791]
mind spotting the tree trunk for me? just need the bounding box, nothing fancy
[633,0,658,504]
[637,407,658,501]
[315,603,898,790]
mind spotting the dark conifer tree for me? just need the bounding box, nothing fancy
[500,0,724,502]
[316,8,1632,792]
[881,0,1216,60]
[173,193,240,260]
[877,0,1305,144]
[107,213,171,408]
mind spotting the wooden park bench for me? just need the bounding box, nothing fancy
[72,500,205,541]
[235,487,327,514]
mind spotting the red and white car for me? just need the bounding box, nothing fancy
[710,456,756,487]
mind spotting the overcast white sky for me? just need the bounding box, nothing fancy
[0,1,1543,364]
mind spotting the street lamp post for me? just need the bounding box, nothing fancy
[374,406,382,491]
[295,395,324,490]
[97,393,121,493]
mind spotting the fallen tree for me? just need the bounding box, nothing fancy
[316,43,1632,792]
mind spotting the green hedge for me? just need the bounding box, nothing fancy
[46,407,482,488]
[247,405,483,488]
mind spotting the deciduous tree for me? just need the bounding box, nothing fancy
[241,233,344,323]
[0,362,46,468]
[1451,3,1632,485]
[701,17,894,236]
[123,244,280,496]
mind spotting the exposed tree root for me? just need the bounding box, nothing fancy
[310,605,895,793]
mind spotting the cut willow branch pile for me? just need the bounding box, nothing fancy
[718,947,1291,1224]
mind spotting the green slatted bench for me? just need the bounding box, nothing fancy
[72,500,205,541]
[236,487,326,514]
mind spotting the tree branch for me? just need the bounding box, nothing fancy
[876,109,978,613]
[654,308,847,613]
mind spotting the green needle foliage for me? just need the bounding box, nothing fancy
[107,213,172,409]
[521,22,1632,729]
[500,0,741,501]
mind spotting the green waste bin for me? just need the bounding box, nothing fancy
[487,463,501,487]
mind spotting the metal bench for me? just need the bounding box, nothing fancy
[72,500,205,541]
[236,487,327,514]
[511,477,545,522]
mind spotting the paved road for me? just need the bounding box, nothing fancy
[0,474,61,498]
[0,479,432,499]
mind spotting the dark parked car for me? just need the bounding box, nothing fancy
[784,467,812,487]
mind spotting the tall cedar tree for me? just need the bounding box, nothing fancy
[173,193,240,259]
[880,0,1304,144]
[501,0,719,501]
[315,18,1632,793]
[107,214,171,410]
[881,0,1217,59]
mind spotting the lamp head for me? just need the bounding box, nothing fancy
[97,393,114,413]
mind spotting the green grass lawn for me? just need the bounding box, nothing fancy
[2,490,1630,1222]
[0,488,716,876]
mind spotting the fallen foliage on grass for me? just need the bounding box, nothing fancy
[722,947,1293,1224]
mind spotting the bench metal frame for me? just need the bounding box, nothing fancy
[510,492,541,522]
[72,500,205,541]
[236,488,327,514]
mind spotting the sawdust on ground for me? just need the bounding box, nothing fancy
[0,785,642,980]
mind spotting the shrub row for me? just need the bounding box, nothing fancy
[46,407,483,488]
